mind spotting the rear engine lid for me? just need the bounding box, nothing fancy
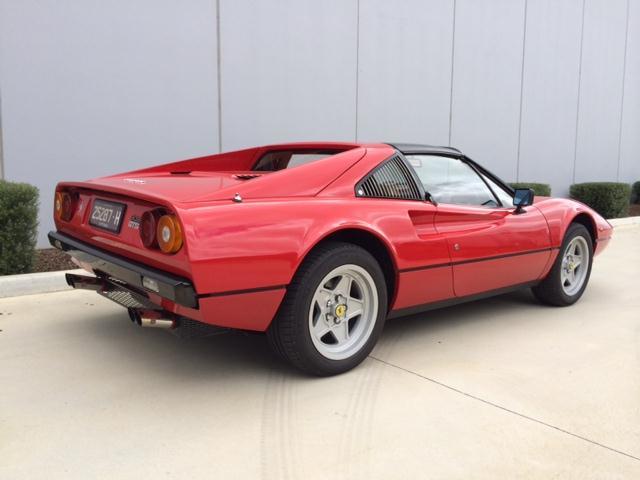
[78,171,258,204]
[71,147,367,205]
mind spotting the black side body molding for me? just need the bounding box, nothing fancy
[388,281,539,319]
[398,247,559,273]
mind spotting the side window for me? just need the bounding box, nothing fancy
[356,155,422,201]
[406,155,498,207]
[480,173,514,207]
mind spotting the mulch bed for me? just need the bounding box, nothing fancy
[629,204,640,217]
[33,248,77,273]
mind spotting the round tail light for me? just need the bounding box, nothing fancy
[156,214,183,254]
[55,191,77,221]
[140,210,161,248]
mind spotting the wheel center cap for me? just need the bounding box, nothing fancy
[334,304,347,319]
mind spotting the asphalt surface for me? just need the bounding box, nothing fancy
[1,224,639,479]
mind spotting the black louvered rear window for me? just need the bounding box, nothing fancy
[356,155,422,201]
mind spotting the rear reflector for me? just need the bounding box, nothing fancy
[142,276,160,293]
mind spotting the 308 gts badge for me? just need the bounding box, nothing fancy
[128,215,141,229]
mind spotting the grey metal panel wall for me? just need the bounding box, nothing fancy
[518,0,584,196]
[574,0,628,183]
[0,0,220,245]
[357,0,453,145]
[219,0,358,151]
[450,0,526,182]
[620,0,640,184]
[0,0,638,246]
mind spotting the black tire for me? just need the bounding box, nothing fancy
[267,242,388,376]
[532,223,593,306]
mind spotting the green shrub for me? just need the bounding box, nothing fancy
[509,182,552,197]
[0,180,39,275]
[632,181,640,204]
[569,182,631,219]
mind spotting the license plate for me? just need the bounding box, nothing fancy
[89,199,126,233]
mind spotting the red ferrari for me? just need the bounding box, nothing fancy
[50,142,613,375]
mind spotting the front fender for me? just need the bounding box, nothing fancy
[533,198,613,252]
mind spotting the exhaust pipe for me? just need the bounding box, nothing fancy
[128,308,141,325]
[140,316,175,329]
[127,309,229,338]
[128,308,175,329]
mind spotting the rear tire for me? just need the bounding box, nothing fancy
[267,242,387,376]
[532,223,593,306]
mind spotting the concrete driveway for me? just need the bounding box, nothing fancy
[1,224,639,479]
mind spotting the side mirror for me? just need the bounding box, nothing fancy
[513,188,534,214]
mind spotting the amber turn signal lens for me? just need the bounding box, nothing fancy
[156,214,183,254]
[55,191,76,221]
[54,192,63,219]
[140,210,161,248]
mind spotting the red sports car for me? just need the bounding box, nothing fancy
[50,142,613,375]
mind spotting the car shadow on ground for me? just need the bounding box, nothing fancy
[382,288,540,338]
[72,310,291,379]
[65,288,540,381]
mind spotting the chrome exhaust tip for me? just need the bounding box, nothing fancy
[128,309,175,329]
[140,316,175,329]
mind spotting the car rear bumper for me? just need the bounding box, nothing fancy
[48,231,198,309]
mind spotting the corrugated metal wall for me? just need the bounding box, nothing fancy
[0,0,638,244]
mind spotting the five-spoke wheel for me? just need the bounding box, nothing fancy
[267,242,387,376]
[308,265,378,361]
[533,223,593,306]
[560,236,589,296]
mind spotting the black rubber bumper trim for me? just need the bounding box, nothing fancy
[398,247,558,273]
[388,281,539,319]
[198,284,287,298]
[48,230,198,309]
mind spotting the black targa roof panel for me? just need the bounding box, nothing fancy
[385,143,463,157]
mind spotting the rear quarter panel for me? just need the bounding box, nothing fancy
[179,197,435,295]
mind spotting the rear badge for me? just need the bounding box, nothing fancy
[124,178,146,184]
[128,215,141,229]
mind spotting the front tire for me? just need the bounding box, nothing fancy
[532,223,593,306]
[267,242,387,376]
